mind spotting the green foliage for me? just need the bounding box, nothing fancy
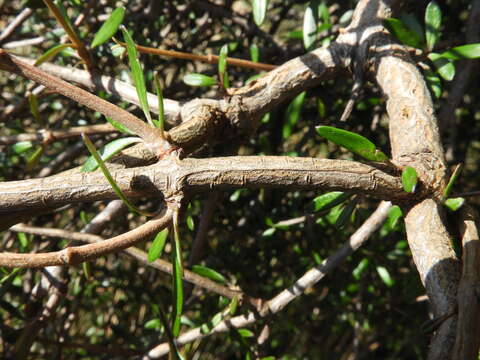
[316,126,389,162]
[81,137,141,172]
[191,265,227,284]
[183,73,217,87]
[252,0,268,26]
[91,7,125,48]
[148,229,169,262]
[425,1,442,51]
[401,166,418,193]
[307,191,351,213]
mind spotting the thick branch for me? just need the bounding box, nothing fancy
[0,157,408,213]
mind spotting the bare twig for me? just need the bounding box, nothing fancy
[0,123,117,145]
[144,201,392,358]
[0,207,173,267]
[0,8,33,44]
[9,222,243,300]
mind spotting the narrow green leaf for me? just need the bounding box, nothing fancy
[262,227,276,237]
[121,26,153,125]
[144,318,161,329]
[303,1,318,50]
[252,0,268,26]
[191,265,227,284]
[401,166,418,193]
[440,44,480,60]
[12,141,33,154]
[147,229,169,262]
[91,7,125,48]
[153,73,165,135]
[307,191,351,213]
[34,43,74,66]
[384,18,422,48]
[171,212,184,337]
[105,116,134,135]
[238,329,255,338]
[26,146,44,172]
[81,134,152,216]
[335,198,357,228]
[283,91,306,139]
[229,296,238,316]
[353,258,369,280]
[425,1,442,51]
[319,1,330,24]
[443,163,462,198]
[186,215,195,231]
[387,205,403,229]
[17,232,29,248]
[338,10,354,25]
[399,13,425,43]
[316,125,389,162]
[376,266,394,287]
[82,262,91,280]
[428,53,455,81]
[218,44,228,80]
[81,137,142,172]
[28,93,42,125]
[183,73,217,87]
[424,68,442,98]
[250,44,259,62]
[444,197,465,212]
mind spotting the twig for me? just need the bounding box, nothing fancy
[0,207,173,267]
[2,37,46,49]
[143,201,392,358]
[0,8,34,44]
[119,42,277,72]
[9,222,243,300]
[0,123,117,145]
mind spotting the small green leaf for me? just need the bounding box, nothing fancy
[338,10,354,25]
[144,318,161,329]
[81,137,142,172]
[171,213,184,337]
[12,141,33,154]
[17,232,29,248]
[26,146,44,172]
[229,296,238,316]
[353,258,369,280]
[262,227,276,237]
[186,215,195,231]
[91,7,125,48]
[316,125,389,162]
[399,13,425,43]
[250,44,259,62]
[384,18,422,48]
[439,43,480,60]
[183,73,217,87]
[335,198,357,228]
[252,0,268,26]
[401,166,418,193]
[428,53,455,81]
[192,265,227,284]
[153,73,165,135]
[81,134,152,216]
[376,266,394,287]
[218,44,228,79]
[105,116,134,135]
[424,68,442,98]
[303,1,318,50]
[121,26,153,125]
[28,93,42,125]
[147,229,169,262]
[444,197,465,212]
[238,329,255,338]
[283,91,306,139]
[387,205,403,229]
[307,191,351,213]
[34,43,74,66]
[425,1,442,51]
[443,163,462,199]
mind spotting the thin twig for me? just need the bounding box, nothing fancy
[0,208,173,268]
[0,8,34,44]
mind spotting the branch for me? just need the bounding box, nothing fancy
[144,201,392,359]
[0,157,408,213]
[0,207,173,267]
[453,205,480,360]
